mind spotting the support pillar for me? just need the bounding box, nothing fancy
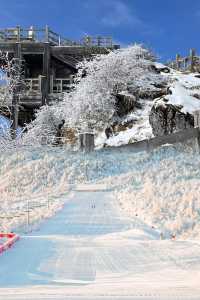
[42,43,50,105]
[190,49,196,72]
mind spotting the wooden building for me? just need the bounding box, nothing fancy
[0,26,119,126]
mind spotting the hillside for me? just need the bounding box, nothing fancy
[14,45,200,150]
[97,67,200,147]
[1,46,200,299]
[0,144,199,240]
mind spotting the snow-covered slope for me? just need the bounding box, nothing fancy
[1,143,200,239]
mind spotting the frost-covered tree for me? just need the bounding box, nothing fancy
[0,52,12,111]
[62,45,158,130]
[0,51,26,139]
[24,44,166,144]
[0,52,24,108]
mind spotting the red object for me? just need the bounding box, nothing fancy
[0,233,20,254]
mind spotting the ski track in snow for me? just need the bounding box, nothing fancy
[0,190,200,299]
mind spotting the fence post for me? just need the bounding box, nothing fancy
[190,48,196,72]
[194,110,200,128]
[79,132,95,152]
[16,25,21,42]
[176,54,181,70]
[193,110,200,153]
[26,199,30,232]
[50,75,54,93]
[45,25,49,43]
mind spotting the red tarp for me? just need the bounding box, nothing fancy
[0,233,20,254]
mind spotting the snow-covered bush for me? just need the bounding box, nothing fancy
[23,104,65,145]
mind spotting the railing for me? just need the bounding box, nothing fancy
[0,26,115,48]
[24,78,41,94]
[51,76,73,93]
[81,36,113,48]
[167,49,200,72]
[24,76,73,94]
[0,27,46,43]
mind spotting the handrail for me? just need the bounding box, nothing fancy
[0,26,114,48]
[24,76,73,94]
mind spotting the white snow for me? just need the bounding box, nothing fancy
[1,145,200,239]
[0,189,200,299]
[166,72,200,113]
[99,101,153,147]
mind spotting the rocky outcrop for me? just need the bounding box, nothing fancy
[115,92,141,117]
[150,64,170,74]
[127,83,169,100]
[149,99,194,136]
[105,119,135,138]
[104,63,171,140]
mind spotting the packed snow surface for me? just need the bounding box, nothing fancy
[1,190,200,299]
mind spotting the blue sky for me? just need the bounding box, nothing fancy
[0,0,200,61]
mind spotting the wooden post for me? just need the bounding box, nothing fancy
[97,36,101,47]
[190,48,196,72]
[197,129,200,154]
[79,132,95,152]
[50,75,54,94]
[45,25,49,43]
[26,198,30,232]
[42,43,50,105]
[16,25,21,42]
[40,75,46,105]
[184,58,187,70]
[194,110,200,128]
[176,54,181,70]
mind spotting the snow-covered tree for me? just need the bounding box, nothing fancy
[62,45,157,130]
[0,52,12,111]
[0,51,26,109]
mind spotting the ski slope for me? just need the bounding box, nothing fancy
[0,189,200,300]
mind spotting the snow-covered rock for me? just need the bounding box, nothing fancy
[149,100,194,136]
[149,71,200,136]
